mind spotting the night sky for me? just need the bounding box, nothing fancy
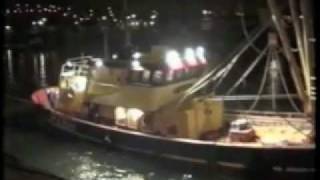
[4,0,284,63]
[5,0,267,17]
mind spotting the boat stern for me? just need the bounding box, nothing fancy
[31,87,60,110]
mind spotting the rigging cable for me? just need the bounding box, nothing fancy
[275,52,302,113]
[176,64,228,108]
[184,63,224,95]
[225,45,268,96]
[270,47,277,111]
[212,21,271,92]
[247,47,272,111]
[238,5,262,53]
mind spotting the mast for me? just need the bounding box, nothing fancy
[267,0,311,114]
[300,0,315,115]
[100,21,110,62]
[123,0,132,48]
[288,0,307,93]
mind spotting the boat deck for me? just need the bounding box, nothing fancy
[52,109,314,149]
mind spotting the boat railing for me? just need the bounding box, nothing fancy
[60,62,90,78]
[225,109,308,118]
[66,56,93,62]
[209,94,299,101]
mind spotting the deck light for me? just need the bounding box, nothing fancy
[184,48,197,66]
[72,77,87,92]
[115,106,127,125]
[131,60,144,71]
[38,20,44,26]
[150,14,157,19]
[127,108,144,129]
[101,16,107,21]
[132,52,142,59]
[5,25,12,31]
[94,58,103,67]
[66,61,73,67]
[165,50,183,70]
[202,10,208,15]
[196,46,207,64]
[112,54,118,60]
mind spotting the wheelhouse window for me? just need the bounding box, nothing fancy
[127,47,208,86]
[142,70,151,83]
[128,67,196,86]
[152,70,163,84]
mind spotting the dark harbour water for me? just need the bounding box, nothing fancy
[3,49,313,180]
[4,125,222,180]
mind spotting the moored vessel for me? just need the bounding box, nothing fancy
[31,0,315,172]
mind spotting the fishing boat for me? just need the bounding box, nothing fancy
[31,0,315,171]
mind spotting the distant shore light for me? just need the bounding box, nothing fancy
[5,25,12,31]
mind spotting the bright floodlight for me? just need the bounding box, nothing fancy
[196,46,207,64]
[112,54,118,60]
[131,60,144,71]
[127,108,144,129]
[132,52,142,59]
[184,48,197,66]
[66,61,73,67]
[5,25,11,31]
[37,20,44,26]
[202,10,208,15]
[71,77,87,92]
[101,16,107,20]
[165,50,183,70]
[150,14,157,19]
[94,59,103,67]
[115,106,127,121]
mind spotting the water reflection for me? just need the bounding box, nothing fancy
[39,53,47,87]
[7,49,15,84]
[33,54,39,82]
[4,126,218,180]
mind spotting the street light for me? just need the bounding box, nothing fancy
[5,25,12,31]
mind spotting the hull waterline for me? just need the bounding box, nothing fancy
[42,108,315,172]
